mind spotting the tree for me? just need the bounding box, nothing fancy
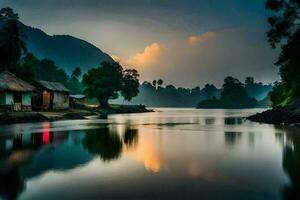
[245,77,254,85]
[152,80,157,87]
[157,79,163,87]
[0,7,19,20]
[36,59,69,84]
[67,67,83,94]
[198,77,259,109]
[266,0,300,105]
[266,0,300,49]
[221,77,248,101]
[82,62,123,107]
[121,69,140,102]
[71,67,81,79]
[0,20,27,69]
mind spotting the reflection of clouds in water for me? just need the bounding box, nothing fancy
[124,127,162,173]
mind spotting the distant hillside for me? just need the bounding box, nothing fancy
[0,19,114,74]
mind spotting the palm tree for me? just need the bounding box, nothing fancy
[71,67,81,79]
[152,80,157,87]
[157,79,163,87]
[0,20,27,70]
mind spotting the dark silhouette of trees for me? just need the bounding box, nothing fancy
[157,79,163,87]
[82,62,140,107]
[121,69,140,102]
[112,80,223,107]
[82,62,123,107]
[266,0,300,106]
[0,7,19,20]
[67,67,83,94]
[0,19,26,69]
[198,76,259,108]
[71,67,81,79]
[152,80,157,87]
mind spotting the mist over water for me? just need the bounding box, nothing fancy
[0,108,299,200]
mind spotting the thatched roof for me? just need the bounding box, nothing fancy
[0,71,35,92]
[35,80,70,93]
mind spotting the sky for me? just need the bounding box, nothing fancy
[1,0,280,87]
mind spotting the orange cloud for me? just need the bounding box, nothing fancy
[188,32,219,45]
[126,43,163,68]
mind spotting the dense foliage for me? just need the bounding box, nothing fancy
[197,77,263,109]
[121,69,140,102]
[111,81,220,107]
[0,9,26,70]
[266,0,300,106]
[82,62,140,107]
[112,77,271,107]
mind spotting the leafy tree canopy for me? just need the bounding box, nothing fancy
[82,62,124,107]
[121,69,140,102]
[266,0,300,106]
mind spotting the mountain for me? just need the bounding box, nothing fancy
[0,19,114,74]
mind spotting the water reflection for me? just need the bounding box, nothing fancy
[82,128,123,162]
[0,109,300,200]
[224,117,243,125]
[224,132,242,146]
[123,127,139,149]
[278,126,300,200]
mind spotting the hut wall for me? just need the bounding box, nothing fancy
[5,92,13,105]
[53,92,69,109]
[22,92,32,106]
[0,92,5,105]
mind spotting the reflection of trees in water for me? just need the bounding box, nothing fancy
[279,126,300,200]
[248,132,255,147]
[123,128,138,149]
[0,169,24,200]
[205,117,216,125]
[83,127,123,162]
[224,132,242,146]
[224,117,243,125]
[0,130,89,200]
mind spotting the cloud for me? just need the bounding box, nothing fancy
[188,32,219,46]
[126,43,164,68]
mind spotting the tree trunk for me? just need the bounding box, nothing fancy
[99,98,109,108]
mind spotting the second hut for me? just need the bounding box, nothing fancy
[32,80,70,110]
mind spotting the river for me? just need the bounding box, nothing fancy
[0,108,299,200]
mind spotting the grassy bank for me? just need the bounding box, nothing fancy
[0,104,152,125]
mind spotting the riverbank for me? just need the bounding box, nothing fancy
[0,104,152,125]
[247,98,300,125]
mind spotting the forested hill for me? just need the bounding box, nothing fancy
[0,18,114,74]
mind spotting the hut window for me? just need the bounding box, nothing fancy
[13,93,22,103]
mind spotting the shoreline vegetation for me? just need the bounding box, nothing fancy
[248,1,300,125]
[247,98,300,125]
[197,77,271,109]
[0,104,152,125]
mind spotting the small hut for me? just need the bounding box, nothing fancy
[0,71,35,111]
[32,80,70,110]
[69,94,86,109]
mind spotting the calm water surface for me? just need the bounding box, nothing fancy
[0,108,299,200]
